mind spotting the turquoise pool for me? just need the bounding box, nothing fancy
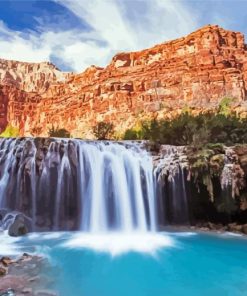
[2,231,247,296]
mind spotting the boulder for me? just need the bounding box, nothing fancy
[8,214,31,237]
[207,222,216,230]
[0,266,7,276]
[0,288,15,296]
[228,223,243,232]
[242,224,247,235]
[0,257,12,267]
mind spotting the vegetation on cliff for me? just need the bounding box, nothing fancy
[48,126,71,138]
[93,121,114,140]
[0,125,19,137]
[140,98,247,222]
[124,98,247,146]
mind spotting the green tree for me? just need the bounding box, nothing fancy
[124,129,139,140]
[121,107,247,146]
[93,121,114,140]
[218,97,235,116]
[48,126,70,138]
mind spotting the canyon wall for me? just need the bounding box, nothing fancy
[1,25,247,137]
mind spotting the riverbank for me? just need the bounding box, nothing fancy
[160,222,247,237]
[0,253,57,296]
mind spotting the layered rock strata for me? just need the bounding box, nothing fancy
[1,25,247,136]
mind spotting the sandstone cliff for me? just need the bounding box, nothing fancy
[1,25,247,137]
[0,59,71,93]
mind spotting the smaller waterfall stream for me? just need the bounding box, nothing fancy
[154,145,190,225]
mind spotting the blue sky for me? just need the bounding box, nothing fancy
[0,0,246,72]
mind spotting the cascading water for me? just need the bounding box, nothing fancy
[0,138,156,233]
[0,138,241,246]
[154,145,190,226]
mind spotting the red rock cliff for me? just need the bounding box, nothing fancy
[1,25,247,137]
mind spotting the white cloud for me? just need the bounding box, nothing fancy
[0,0,198,72]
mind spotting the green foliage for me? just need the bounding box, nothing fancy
[0,125,19,137]
[123,110,247,146]
[93,121,114,140]
[218,97,235,116]
[124,129,139,140]
[205,143,224,154]
[48,126,70,138]
[122,97,247,217]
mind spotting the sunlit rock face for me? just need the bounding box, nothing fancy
[0,59,71,93]
[1,25,247,137]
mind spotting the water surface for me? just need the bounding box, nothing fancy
[2,231,247,296]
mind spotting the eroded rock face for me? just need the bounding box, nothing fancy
[0,59,71,93]
[153,143,247,225]
[1,25,247,137]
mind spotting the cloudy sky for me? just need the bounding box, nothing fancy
[0,0,246,72]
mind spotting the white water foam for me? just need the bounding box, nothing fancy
[168,231,198,237]
[0,231,22,255]
[61,232,175,256]
[27,232,66,241]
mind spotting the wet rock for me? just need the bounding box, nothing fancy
[215,224,227,231]
[0,254,56,296]
[0,257,13,267]
[242,224,247,235]
[21,287,33,294]
[8,215,30,237]
[34,290,57,296]
[207,222,215,230]
[28,276,40,283]
[228,223,243,232]
[204,222,226,231]
[1,211,32,235]
[0,288,15,296]
[0,266,7,276]
[0,275,26,291]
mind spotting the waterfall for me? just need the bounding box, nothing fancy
[0,138,156,233]
[154,145,190,226]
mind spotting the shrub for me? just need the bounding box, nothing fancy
[48,126,70,138]
[122,109,247,146]
[218,97,235,116]
[124,129,139,140]
[0,125,19,137]
[93,121,114,140]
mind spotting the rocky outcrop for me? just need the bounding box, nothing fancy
[1,25,247,136]
[0,253,56,295]
[0,59,71,93]
[0,210,32,237]
[154,143,247,225]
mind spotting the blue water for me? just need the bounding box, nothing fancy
[4,231,247,296]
